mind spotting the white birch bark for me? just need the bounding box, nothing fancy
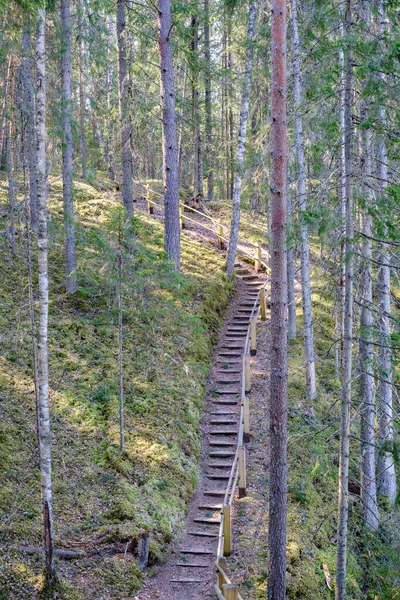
[336,2,353,597]
[61,0,78,294]
[36,8,56,583]
[290,0,316,400]
[226,0,257,278]
[375,0,396,506]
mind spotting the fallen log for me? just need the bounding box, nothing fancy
[20,546,83,559]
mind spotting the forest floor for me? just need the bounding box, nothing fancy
[0,175,398,599]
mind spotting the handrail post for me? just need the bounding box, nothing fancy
[255,242,261,273]
[218,224,224,250]
[180,203,185,229]
[223,504,231,556]
[217,557,228,589]
[244,355,251,393]
[147,187,153,215]
[250,318,257,356]
[243,396,250,443]
[223,584,239,600]
[238,445,246,498]
[260,288,266,321]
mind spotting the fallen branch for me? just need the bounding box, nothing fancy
[20,546,83,559]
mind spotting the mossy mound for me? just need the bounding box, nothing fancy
[0,175,231,598]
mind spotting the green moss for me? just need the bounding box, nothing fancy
[0,174,231,598]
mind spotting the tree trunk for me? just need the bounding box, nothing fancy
[157,0,180,270]
[106,15,116,181]
[375,0,396,507]
[268,0,288,598]
[78,0,87,179]
[336,2,353,598]
[204,0,214,202]
[358,0,378,531]
[290,0,316,400]
[287,180,296,340]
[226,0,257,278]
[4,62,16,257]
[339,22,346,357]
[36,8,56,584]
[191,13,203,197]
[22,22,38,233]
[117,0,134,217]
[61,0,78,295]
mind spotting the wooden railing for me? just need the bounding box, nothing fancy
[136,183,271,274]
[136,181,270,599]
[213,276,269,600]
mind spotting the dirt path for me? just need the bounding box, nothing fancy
[133,194,269,599]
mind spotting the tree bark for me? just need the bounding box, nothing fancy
[336,2,353,598]
[339,22,346,356]
[226,0,256,278]
[78,0,87,179]
[375,0,396,507]
[204,0,214,202]
[287,180,296,340]
[22,22,38,233]
[191,13,203,197]
[358,0,378,531]
[61,0,78,295]
[117,0,134,217]
[290,0,316,400]
[268,0,288,598]
[4,61,16,257]
[157,0,180,270]
[36,8,56,584]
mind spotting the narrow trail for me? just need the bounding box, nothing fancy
[133,194,269,599]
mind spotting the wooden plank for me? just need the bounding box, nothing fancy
[188,531,219,538]
[180,548,214,555]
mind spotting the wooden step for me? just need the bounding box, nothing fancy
[207,463,233,469]
[210,410,237,415]
[198,503,223,510]
[210,419,237,425]
[216,359,242,364]
[193,517,221,524]
[188,531,219,538]
[215,380,241,385]
[210,429,237,435]
[204,490,226,496]
[207,474,230,480]
[211,399,238,406]
[180,548,214,555]
[174,563,209,568]
[170,578,208,583]
[216,369,241,373]
[209,450,235,457]
[209,439,236,447]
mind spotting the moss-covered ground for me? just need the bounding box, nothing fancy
[0,175,231,598]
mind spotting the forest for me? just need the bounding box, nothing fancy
[0,0,399,598]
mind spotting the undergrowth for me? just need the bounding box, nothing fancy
[0,175,231,598]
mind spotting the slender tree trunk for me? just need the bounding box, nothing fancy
[290,0,316,400]
[204,0,214,202]
[226,0,256,278]
[268,0,288,598]
[191,13,203,197]
[36,8,56,584]
[358,0,378,530]
[4,66,16,257]
[178,68,188,185]
[157,0,180,270]
[22,141,40,460]
[287,180,296,340]
[61,0,78,294]
[117,0,133,217]
[78,0,87,179]
[339,22,346,355]
[118,225,124,452]
[22,22,38,233]
[336,2,353,598]
[106,15,115,181]
[375,0,396,506]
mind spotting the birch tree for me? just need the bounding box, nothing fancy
[226,0,257,278]
[290,0,316,400]
[61,0,78,294]
[117,0,134,217]
[336,2,353,597]
[268,0,288,597]
[157,0,180,270]
[36,7,56,583]
[375,0,396,506]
